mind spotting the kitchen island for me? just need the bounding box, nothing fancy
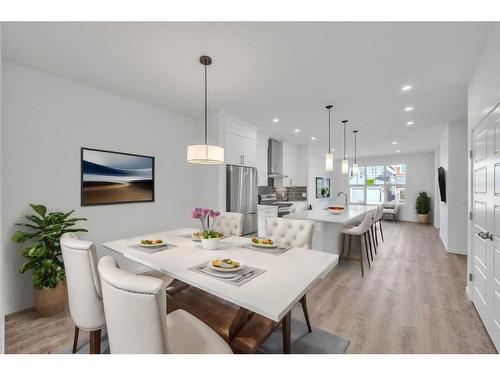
[284,204,377,254]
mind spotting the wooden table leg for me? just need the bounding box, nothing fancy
[282,310,291,354]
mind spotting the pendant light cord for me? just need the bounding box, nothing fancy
[354,131,357,163]
[204,63,208,145]
[328,108,331,152]
[343,122,346,159]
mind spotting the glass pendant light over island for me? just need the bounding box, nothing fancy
[187,55,224,164]
[325,105,334,172]
[341,120,349,174]
[352,130,359,176]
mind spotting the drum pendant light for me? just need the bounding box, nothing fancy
[341,120,349,174]
[352,130,359,176]
[187,56,224,164]
[325,105,334,172]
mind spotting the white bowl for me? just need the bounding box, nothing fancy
[201,238,221,250]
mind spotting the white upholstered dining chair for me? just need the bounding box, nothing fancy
[60,233,106,354]
[265,217,314,249]
[265,217,315,332]
[211,212,244,237]
[98,256,233,354]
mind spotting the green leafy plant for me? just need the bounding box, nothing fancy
[415,191,431,215]
[321,186,330,197]
[202,230,223,239]
[12,204,87,289]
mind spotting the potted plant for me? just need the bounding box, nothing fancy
[321,186,330,198]
[200,229,224,250]
[415,191,431,224]
[12,204,87,316]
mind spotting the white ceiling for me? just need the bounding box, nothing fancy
[2,22,495,158]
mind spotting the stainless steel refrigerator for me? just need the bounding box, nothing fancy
[226,165,258,236]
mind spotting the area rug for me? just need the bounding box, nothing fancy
[60,321,349,354]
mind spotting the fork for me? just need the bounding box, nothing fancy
[233,270,254,282]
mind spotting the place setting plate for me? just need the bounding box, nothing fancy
[189,258,267,286]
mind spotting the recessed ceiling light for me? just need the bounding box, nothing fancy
[311,136,316,141]
[396,150,401,153]
[294,129,301,133]
[401,85,412,91]
[392,141,398,145]
[406,121,414,126]
[272,118,279,123]
[404,106,414,112]
[331,148,335,152]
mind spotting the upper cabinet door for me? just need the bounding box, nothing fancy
[225,132,257,167]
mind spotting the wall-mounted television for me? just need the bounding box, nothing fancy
[438,166,446,203]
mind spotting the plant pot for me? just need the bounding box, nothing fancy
[201,238,220,250]
[417,214,429,224]
[33,280,67,317]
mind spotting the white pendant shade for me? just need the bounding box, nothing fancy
[325,153,334,172]
[352,163,359,176]
[342,159,349,174]
[187,144,224,164]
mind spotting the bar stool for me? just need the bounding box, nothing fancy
[341,211,375,277]
[374,204,385,244]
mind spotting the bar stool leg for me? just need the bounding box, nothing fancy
[358,235,365,277]
[363,233,371,268]
[367,229,374,261]
[379,220,385,241]
[371,226,377,256]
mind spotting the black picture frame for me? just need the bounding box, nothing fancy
[81,147,155,206]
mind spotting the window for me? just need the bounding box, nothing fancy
[349,164,406,204]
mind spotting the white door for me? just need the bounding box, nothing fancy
[471,105,500,351]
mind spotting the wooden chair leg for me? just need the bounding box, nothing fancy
[379,221,384,241]
[72,326,79,353]
[300,294,312,333]
[358,235,365,277]
[89,329,101,354]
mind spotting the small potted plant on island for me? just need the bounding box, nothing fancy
[12,204,87,316]
[415,191,431,224]
[191,207,224,249]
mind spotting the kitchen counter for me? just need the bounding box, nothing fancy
[285,204,375,224]
[284,205,377,254]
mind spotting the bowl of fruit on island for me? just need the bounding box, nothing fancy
[251,237,278,249]
[327,206,345,214]
[200,230,224,250]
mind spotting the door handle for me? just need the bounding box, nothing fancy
[477,231,488,239]
[487,232,494,241]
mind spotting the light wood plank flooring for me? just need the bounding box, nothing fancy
[5,221,497,353]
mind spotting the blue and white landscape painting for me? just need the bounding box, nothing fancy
[82,148,154,205]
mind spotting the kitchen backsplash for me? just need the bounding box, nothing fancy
[258,186,307,201]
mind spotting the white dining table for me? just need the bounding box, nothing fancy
[102,227,339,353]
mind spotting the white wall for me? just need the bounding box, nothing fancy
[433,146,440,229]
[1,62,217,314]
[331,151,436,222]
[447,120,468,254]
[467,24,500,295]
[439,125,449,247]
[0,23,4,354]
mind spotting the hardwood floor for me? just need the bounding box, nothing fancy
[4,221,497,353]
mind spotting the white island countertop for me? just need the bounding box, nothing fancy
[284,204,377,224]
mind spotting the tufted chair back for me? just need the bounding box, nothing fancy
[266,217,314,249]
[211,212,244,237]
[98,256,168,354]
[60,233,105,331]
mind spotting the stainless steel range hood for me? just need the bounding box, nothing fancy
[268,138,288,178]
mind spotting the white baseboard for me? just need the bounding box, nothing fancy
[446,248,467,255]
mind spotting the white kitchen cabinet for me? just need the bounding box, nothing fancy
[282,142,300,186]
[257,205,278,237]
[225,131,257,167]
